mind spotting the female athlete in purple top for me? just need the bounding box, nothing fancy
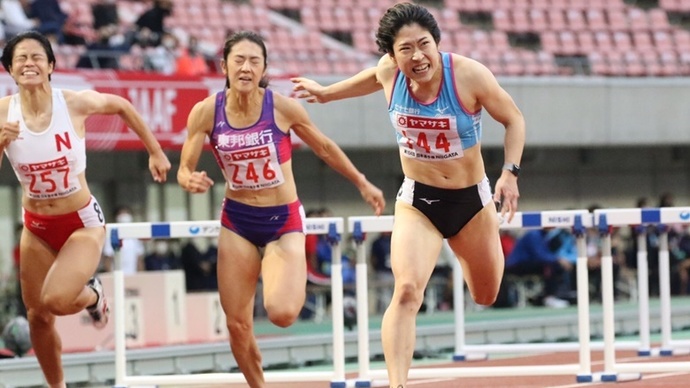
[177,31,385,388]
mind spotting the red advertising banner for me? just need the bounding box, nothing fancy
[0,70,296,151]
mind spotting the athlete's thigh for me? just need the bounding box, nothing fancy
[262,232,306,303]
[448,201,504,293]
[42,227,105,300]
[19,228,57,311]
[216,228,262,320]
[390,201,444,287]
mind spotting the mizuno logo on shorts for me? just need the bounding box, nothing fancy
[419,198,440,205]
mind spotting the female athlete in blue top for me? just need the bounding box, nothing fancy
[292,3,525,387]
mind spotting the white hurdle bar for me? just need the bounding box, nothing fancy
[595,207,690,381]
[349,210,604,387]
[108,217,348,388]
[455,210,639,358]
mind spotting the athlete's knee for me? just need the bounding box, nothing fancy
[265,303,300,328]
[226,318,253,339]
[41,291,78,316]
[391,281,425,311]
[470,283,501,306]
[26,307,55,330]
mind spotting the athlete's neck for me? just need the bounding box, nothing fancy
[19,84,53,118]
[226,88,263,115]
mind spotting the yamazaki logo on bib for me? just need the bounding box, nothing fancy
[229,147,271,161]
[24,156,69,172]
[397,115,451,130]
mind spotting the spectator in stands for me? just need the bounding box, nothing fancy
[177,31,384,388]
[75,0,129,69]
[76,25,129,69]
[674,228,690,295]
[291,3,524,386]
[1,0,38,39]
[176,35,209,76]
[144,240,179,271]
[92,0,119,33]
[180,239,218,291]
[143,30,178,74]
[92,0,127,48]
[505,229,574,308]
[371,231,393,313]
[26,0,68,44]
[61,6,94,46]
[133,0,172,48]
[101,206,145,275]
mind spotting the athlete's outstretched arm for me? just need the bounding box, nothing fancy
[291,66,382,103]
[279,95,385,215]
[178,100,215,194]
[464,59,525,222]
[71,90,171,182]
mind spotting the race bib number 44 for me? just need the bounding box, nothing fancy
[395,113,463,161]
[220,144,285,190]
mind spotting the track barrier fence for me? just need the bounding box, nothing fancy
[107,207,690,386]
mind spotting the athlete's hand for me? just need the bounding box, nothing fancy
[186,171,214,194]
[0,121,20,147]
[149,150,172,183]
[493,173,519,223]
[291,77,329,103]
[359,180,386,216]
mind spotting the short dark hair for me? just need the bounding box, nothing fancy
[222,31,269,89]
[1,31,56,81]
[375,2,441,55]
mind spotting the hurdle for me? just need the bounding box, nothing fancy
[348,210,609,387]
[453,210,639,359]
[595,207,690,380]
[109,217,348,388]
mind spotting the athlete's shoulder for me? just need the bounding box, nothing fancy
[0,95,12,124]
[376,54,398,82]
[271,88,302,113]
[190,93,218,117]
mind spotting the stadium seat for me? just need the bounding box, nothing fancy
[584,9,607,31]
[528,9,549,31]
[606,9,628,31]
[565,9,586,31]
[612,31,633,52]
[632,31,654,52]
[626,8,649,31]
[577,31,595,53]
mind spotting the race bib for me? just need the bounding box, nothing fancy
[394,112,463,161]
[19,156,81,199]
[218,144,285,190]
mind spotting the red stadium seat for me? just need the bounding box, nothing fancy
[627,8,650,31]
[606,9,628,31]
[565,9,587,31]
[528,9,549,31]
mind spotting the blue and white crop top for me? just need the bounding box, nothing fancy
[388,52,482,161]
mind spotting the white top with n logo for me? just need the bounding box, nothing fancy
[4,89,86,199]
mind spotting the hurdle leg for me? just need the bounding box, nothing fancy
[658,230,674,356]
[355,241,372,388]
[575,233,593,382]
[635,230,652,356]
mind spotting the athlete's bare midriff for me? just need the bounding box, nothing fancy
[400,145,486,189]
[22,173,93,215]
[223,160,299,207]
